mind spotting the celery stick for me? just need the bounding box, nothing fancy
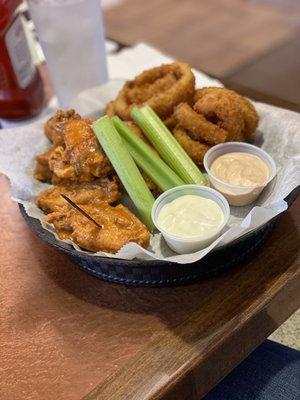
[131,105,208,186]
[92,116,154,231]
[112,116,184,191]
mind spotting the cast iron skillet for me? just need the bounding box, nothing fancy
[19,187,299,287]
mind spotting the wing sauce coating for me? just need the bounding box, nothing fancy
[63,119,112,180]
[36,111,150,253]
[36,177,121,214]
[45,203,150,253]
[44,109,81,145]
[35,113,113,184]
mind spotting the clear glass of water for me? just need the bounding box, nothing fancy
[28,0,108,107]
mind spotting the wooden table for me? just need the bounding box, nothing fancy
[104,0,300,111]
[1,175,299,400]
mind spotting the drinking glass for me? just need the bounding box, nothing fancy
[28,0,108,107]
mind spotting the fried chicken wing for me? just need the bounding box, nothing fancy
[48,145,77,182]
[45,203,150,253]
[36,176,121,214]
[63,119,112,180]
[41,118,113,184]
[44,109,81,145]
[36,112,113,184]
[34,145,56,182]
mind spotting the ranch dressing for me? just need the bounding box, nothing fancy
[157,195,224,238]
[210,152,269,187]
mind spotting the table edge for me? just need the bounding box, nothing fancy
[82,259,300,400]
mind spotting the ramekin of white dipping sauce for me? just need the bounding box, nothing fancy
[151,185,230,254]
[204,142,276,206]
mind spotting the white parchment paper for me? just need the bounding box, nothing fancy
[0,44,299,264]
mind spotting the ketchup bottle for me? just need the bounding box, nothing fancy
[0,0,45,120]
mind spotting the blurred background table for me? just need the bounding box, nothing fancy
[103,0,300,111]
[18,0,300,113]
[1,1,299,399]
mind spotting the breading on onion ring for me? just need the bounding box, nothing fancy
[194,96,245,142]
[102,66,259,170]
[174,102,228,145]
[126,72,177,104]
[111,62,195,120]
[163,114,178,130]
[194,87,259,140]
[235,96,259,139]
[173,127,210,165]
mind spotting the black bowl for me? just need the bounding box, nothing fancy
[19,187,299,287]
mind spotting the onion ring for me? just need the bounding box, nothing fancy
[194,97,245,142]
[126,72,177,104]
[174,102,228,145]
[111,62,195,120]
[44,109,81,145]
[236,96,259,139]
[194,87,259,140]
[173,126,210,165]
[163,114,177,130]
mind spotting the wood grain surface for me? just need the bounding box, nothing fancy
[103,0,298,76]
[103,0,300,107]
[224,34,300,109]
[0,173,299,400]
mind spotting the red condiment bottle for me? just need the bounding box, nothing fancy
[0,0,45,120]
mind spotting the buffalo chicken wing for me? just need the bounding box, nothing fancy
[45,203,150,253]
[37,176,121,214]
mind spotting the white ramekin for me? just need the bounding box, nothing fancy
[203,142,277,206]
[151,185,230,254]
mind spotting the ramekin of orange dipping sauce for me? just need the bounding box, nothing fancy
[204,142,277,206]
